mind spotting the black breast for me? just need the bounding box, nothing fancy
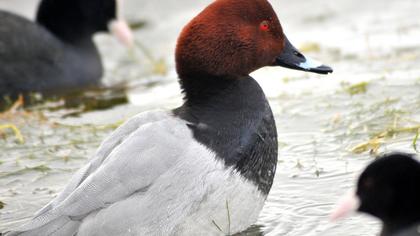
[234,104,277,195]
[174,76,278,195]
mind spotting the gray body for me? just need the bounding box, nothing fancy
[7,111,265,236]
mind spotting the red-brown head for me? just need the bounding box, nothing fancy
[176,0,332,79]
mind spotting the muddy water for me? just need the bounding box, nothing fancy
[1,0,420,235]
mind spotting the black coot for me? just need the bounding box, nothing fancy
[331,152,420,236]
[0,0,132,100]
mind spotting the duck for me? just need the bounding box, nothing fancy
[330,152,420,236]
[5,0,332,235]
[0,0,133,100]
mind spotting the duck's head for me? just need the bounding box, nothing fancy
[176,0,332,79]
[331,153,420,230]
[36,0,133,47]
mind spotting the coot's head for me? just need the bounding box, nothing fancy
[175,0,332,79]
[36,0,133,46]
[331,152,420,232]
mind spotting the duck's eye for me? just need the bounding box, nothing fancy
[260,21,270,31]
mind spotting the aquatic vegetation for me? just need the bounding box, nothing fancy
[0,165,51,178]
[412,129,419,153]
[133,39,168,75]
[128,19,147,30]
[0,124,24,144]
[299,42,321,53]
[342,81,369,95]
[0,96,25,143]
[212,200,232,236]
[351,123,420,154]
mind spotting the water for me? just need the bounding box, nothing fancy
[1,0,420,235]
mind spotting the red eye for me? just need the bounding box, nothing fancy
[260,21,270,31]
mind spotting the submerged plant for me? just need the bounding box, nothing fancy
[211,199,232,235]
[413,129,419,153]
[351,124,420,154]
[133,39,168,75]
[0,124,24,144]
[343,81,369,95]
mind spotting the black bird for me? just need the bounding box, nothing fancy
[0,0,133,100]
[331,152,420,236]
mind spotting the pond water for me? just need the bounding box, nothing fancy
[1,0,420,235]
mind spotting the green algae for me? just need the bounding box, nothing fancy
[343,81,369,95]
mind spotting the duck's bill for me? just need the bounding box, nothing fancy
[109,19,134,48]
[275,37,333,74]
[329,190,360,221]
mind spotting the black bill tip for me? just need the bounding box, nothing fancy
[308,64,333,75]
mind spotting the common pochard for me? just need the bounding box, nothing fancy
[6,0,331,235]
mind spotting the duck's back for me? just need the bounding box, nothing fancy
[0,11,102,97]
